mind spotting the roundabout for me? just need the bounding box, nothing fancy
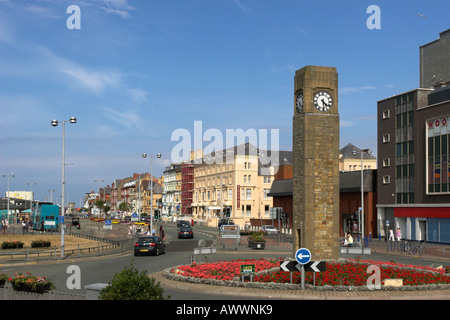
[153,257,450,300]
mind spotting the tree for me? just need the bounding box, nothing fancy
[98,262,170,300]
[118,202,130,212]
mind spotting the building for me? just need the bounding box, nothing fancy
[162,164,182,217]
[190,143,275,228]
[268,163,378,238]
[339,143,377,172]
[377,30,450,243]
[181,163,194,216]
[420,29,450,89]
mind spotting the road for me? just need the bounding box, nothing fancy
[0,221,449,300]
[0,221,282,300]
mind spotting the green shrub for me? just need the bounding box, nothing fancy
[31,240,51,248]
[1,241,24,249]
[98,262,170,300]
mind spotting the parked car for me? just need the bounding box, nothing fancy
[178,226,194,239]
[218,218,234,229]
[261,225,278,235]
[134,236,166,256]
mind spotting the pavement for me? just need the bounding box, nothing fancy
[150,238,450,300]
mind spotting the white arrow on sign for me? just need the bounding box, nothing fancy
[309,261,321,272]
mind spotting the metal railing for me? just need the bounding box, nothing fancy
[0,284,86,300]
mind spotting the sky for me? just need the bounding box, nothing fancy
[0,0,449,206]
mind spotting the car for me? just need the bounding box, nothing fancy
[178,226,194,239]
[218,218,234,229]
[134,236,166,256]
[177,220,190,228]
[261,225,278,235]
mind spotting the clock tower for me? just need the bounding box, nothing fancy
[292,66,340,260]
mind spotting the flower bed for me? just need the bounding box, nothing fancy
[8,272,55,293]
[164,258,450,291]
[30,240,51,248]
[1,241,24,249]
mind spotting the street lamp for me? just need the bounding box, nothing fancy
[353,148,371,258]
[142,152,161,235]
[26,182,36,225]
[51,116,77,258]
[2,173,15,224]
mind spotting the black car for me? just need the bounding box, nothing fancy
[178,226,194,239]
[177,220,190,228]
[134,236,166,256]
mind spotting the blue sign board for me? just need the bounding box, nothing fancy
[59,216,64,224]
[295,248,311,265]
[105,220,112,226]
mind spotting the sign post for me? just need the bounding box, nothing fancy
[220,225,240,251]
[295,248,311,290]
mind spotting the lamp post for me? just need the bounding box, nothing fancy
[26,182,36,225]
[2,173,15,224]
[51,117,76,258]
[142,152,161,236]
[353,148,371,258]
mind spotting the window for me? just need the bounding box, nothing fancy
[244,175,247,183]
[246,188,252,199]
[383,175,390,184]
[248,175,251,183]
[246,205,252,216]
[382,110,390,119]
[383,134,390,143]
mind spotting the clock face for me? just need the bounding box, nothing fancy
[296,92,303,113]
[313,91,333,111]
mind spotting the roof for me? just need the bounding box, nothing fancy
[268,170,377,197]
[340,143,376,160]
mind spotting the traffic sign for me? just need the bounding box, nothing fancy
[280,260,326,272]
[59,216,64,224]
[280,260,297,272]
[221,225,239,232]
[295,248,311,265]
[304,261,326,272]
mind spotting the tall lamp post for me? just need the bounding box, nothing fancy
[26,182,36,225]
[51,117,77,258]
[2,173,15,224]
[353,148,371,258]
[142,152,161,235]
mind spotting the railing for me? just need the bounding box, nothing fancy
[0,284,86,300]
[0,235,135,262]
[369,239,450,259]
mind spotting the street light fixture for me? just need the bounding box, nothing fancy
[142,152,161,235]
[51,117,77,258]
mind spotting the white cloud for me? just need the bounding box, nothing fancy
[233,0,251,14]
[61,67,122,93]
[340,86,377,94]
[94,0,135,19]
[340,120,356,127]
[101,106,146,132]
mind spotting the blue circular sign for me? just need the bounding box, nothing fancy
[295,248,311,265]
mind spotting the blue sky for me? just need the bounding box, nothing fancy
[0,0,449,206]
